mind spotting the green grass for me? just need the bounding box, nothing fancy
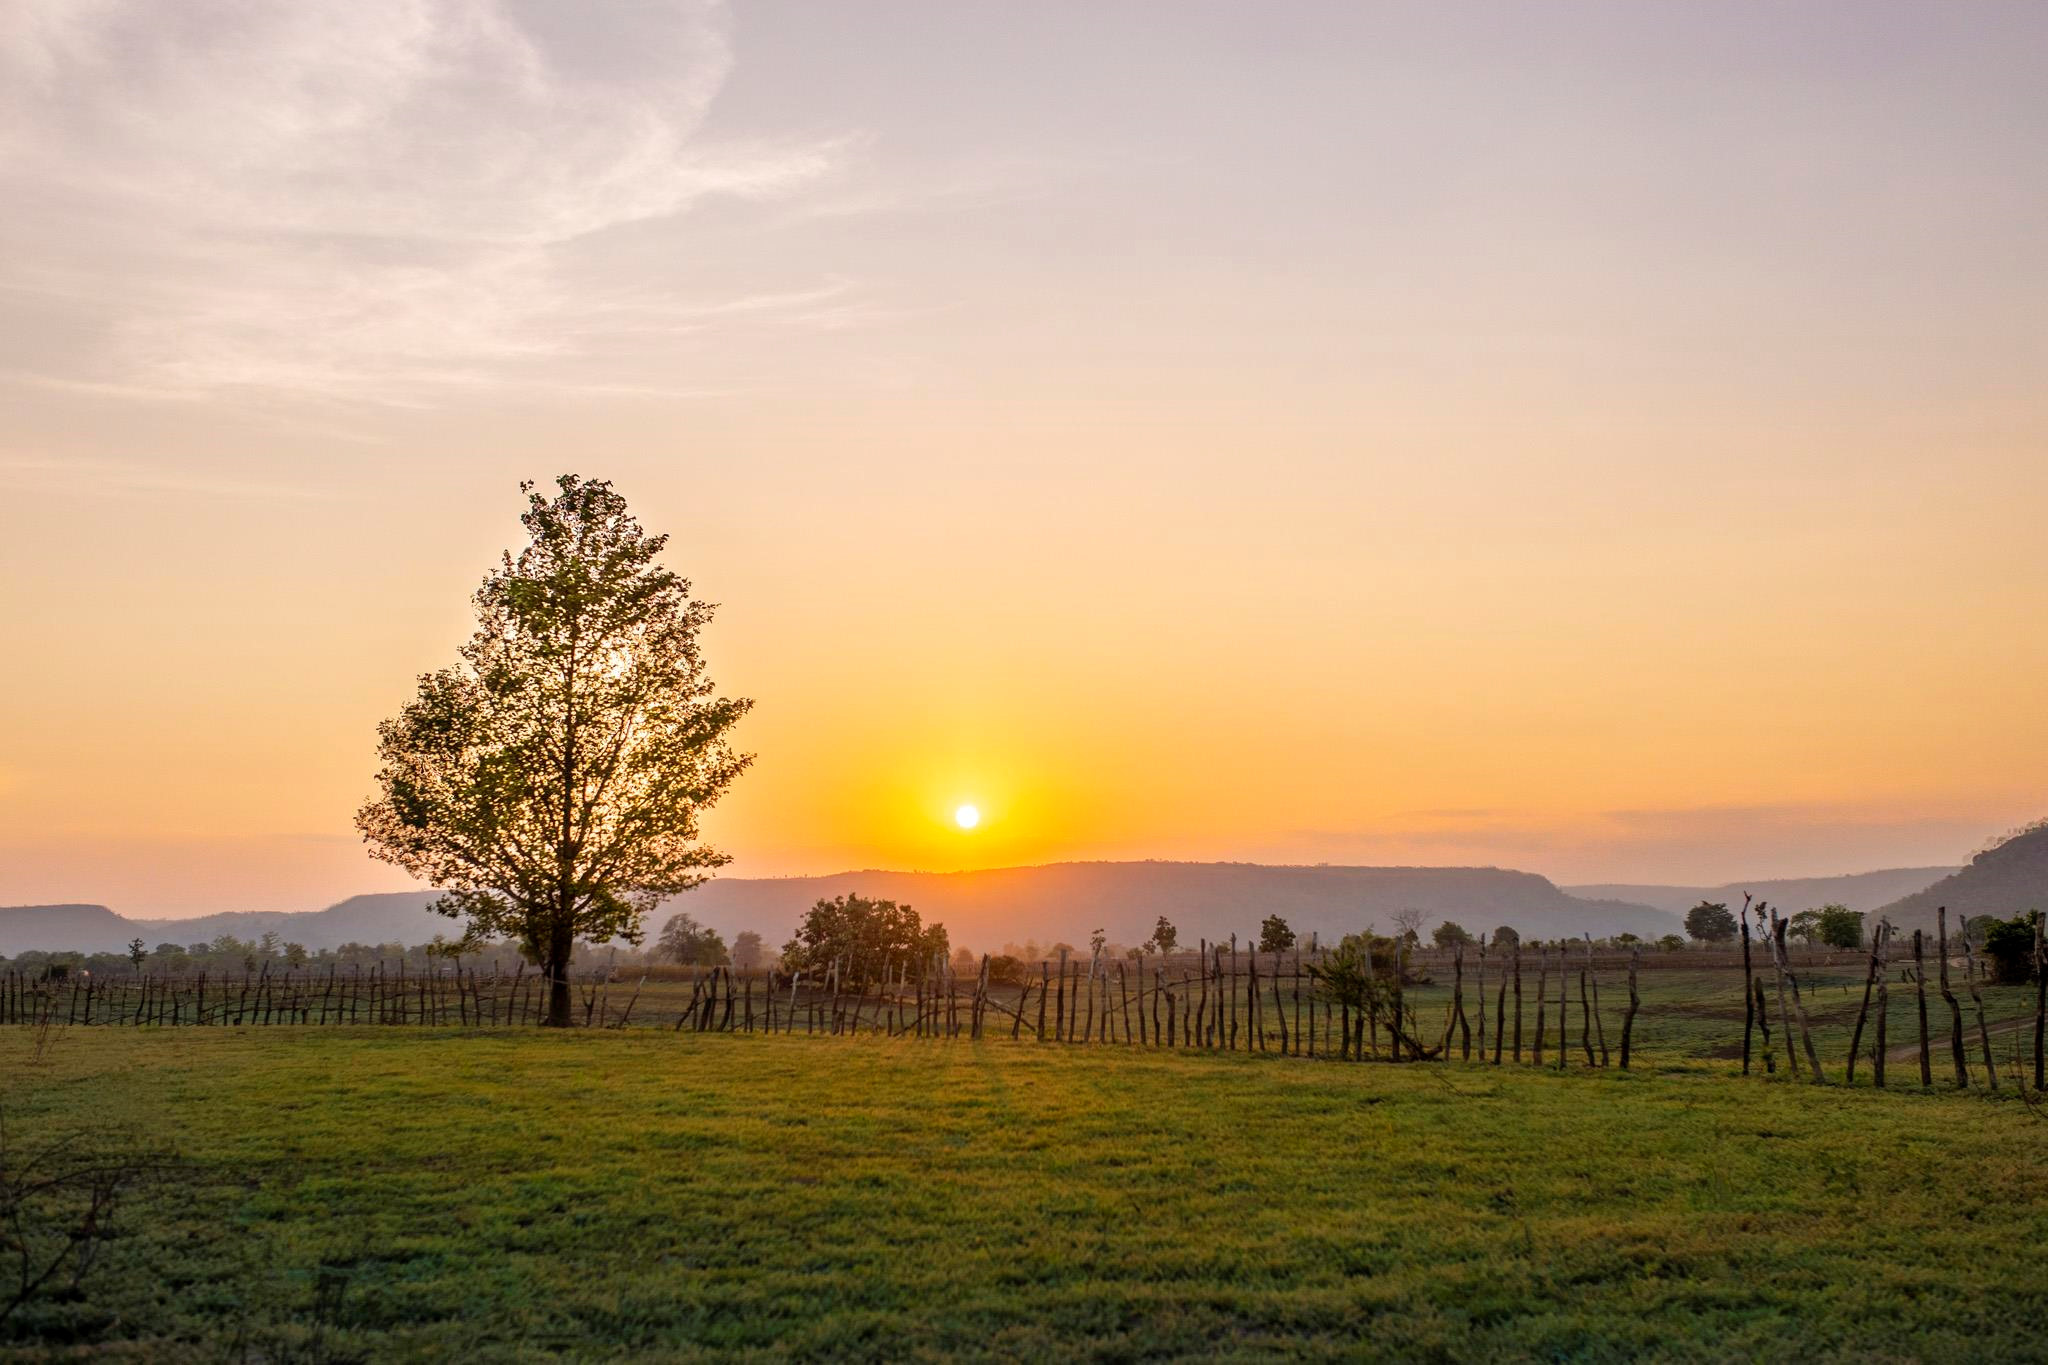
[4,1028,2046,1361]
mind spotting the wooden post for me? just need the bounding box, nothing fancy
[1119,962,1133,1045]
[1038,961,1051,1042]
[1913,929,1931,1087]
[1757,905,1800,1080]
[1846,922,1882,1084]
[1619,948,1640,1070]
[1585,935,1608,1066]
[1054,948,1068,1042]
[1510,943,1522,1064]
[1773,911,1824,1084]
[2034,916,2046,1092]
[1937,907,1968,1088]
[1873,925,1888,1088]
[1475,937,1488,1059]
[1960,921,1997,1090]
[1739,900,1755,1075]
[1532,947,1547,1065]
[1452,944,1469,1061]
[1578,968,1595,1065]
[1491,954,1506,1065]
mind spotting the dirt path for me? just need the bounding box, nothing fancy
[1884,1011,2036,1064]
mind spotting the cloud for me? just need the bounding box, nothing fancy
[0,0,848,401]
[0,453,327,500]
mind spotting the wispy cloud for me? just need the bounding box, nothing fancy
[0,454,327,500]
[0,0,850,402]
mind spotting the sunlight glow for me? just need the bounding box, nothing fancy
[954,804,980,831]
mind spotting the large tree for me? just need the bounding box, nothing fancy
[357,475,752,1026]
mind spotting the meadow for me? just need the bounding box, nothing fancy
[5,1023,2046,1361]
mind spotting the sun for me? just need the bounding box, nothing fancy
[953,803,981,831]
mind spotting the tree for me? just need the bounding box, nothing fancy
[126,938,146,970]
[1146,917,1179,955]
[730,930,767,972]
[779,894,947,986]
[357,476,753,1026]
[1787,909,1823,945]
[1657,933,1686,952]
[1390,908,1430,944]
[1684,902,1737,943]
[1259,914,1296,953]
[1089,927,1107,958]
[1432,921,1474,949]
[1491,925,1520,949]
[1614,932,1641,946]
[656,912,728,966]
[1979,911,2041,985]
[951,946,979,977]
[283,942,309,967]
[1816,905,1863,950]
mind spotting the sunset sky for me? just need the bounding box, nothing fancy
[4,2,2047,917]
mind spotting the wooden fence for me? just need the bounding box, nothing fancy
[8,909,2044,1091]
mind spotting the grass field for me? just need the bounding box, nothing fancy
[6,1028,2047,1361]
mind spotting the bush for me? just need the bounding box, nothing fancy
[1978,911,2041,985]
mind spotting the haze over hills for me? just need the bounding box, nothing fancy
[1874,822,2048,931]
[0,894,445,958]
[1564,867,1958,919]
[0,863,1680,957]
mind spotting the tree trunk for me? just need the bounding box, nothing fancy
[544,918,574,1027]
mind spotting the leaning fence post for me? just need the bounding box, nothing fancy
[1619,947,1640,1069]
[1937,907,1968,1088]
[1846,922,1882,1084]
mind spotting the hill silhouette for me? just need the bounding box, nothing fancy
[1565,867,1956,918]
[1,864,1676,957]
[671,862,1680,949]
[1874,821,2048,931]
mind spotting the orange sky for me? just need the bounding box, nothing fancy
[3,3,2046,915]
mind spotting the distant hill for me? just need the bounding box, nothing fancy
[1,864,1677,957]
[0,894,446,957]
[671,862,1681,950]
[1565,867,1956,918]
[1874,822,2048,931]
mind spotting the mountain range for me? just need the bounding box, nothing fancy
[1563,866,1959,918]
[8,838,2036,960]
[1,862,1677,957]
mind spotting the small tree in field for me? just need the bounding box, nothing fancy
[1490,925,1520,949]
[1816,905,1863,950]
[1432,921,1474,949]
[126,938,145,970]
[1147,916,1179,956]
[731,930,767,972]
[656,912,728,966]
[357,476,753,1026]
[1258,914,1296,953]
[1684,902,1737,944]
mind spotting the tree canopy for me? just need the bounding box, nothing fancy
[1146,916,1179,955]
[1684,901,1738,943]
[779,894,947,985]
[1432,921,1474,948]
[1258,914,1296,953]
[357,475,752,1025]
[656,912,728,966]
